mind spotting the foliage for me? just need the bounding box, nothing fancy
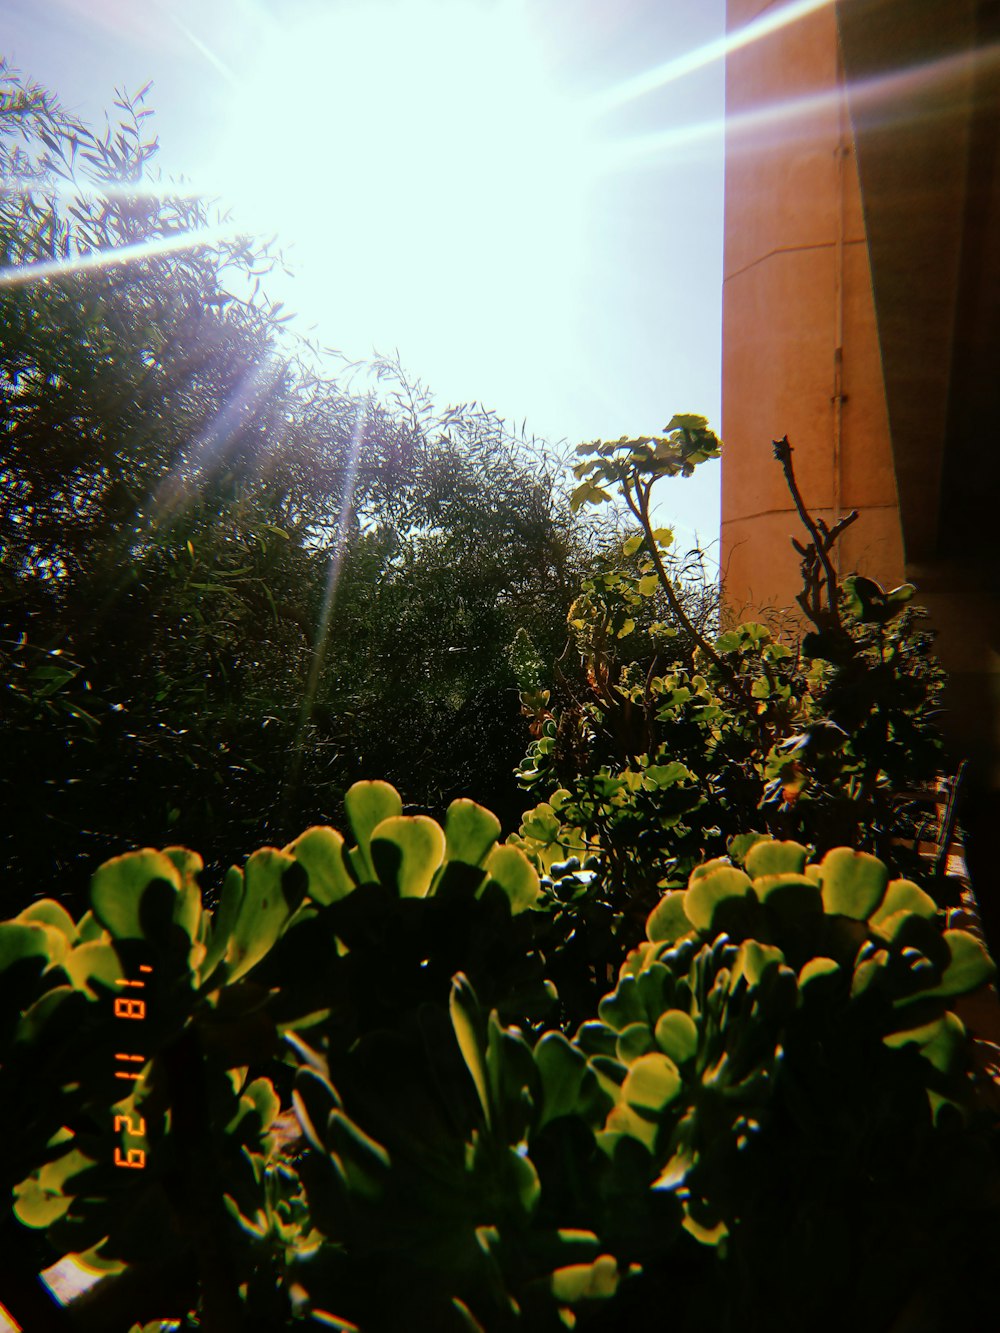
[0,68,587,903]
[0,788,996,1332]
[512,424,946,978]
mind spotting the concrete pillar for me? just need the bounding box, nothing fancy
[720,0,904,621]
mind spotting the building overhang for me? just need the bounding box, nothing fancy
[836,0,1000,576]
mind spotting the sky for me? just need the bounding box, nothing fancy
[1,0,726,550]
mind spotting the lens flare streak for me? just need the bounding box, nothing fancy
[605,41,1000,168]
[587,0,836,119]
[297,405,368,734]
[0,225,228,288]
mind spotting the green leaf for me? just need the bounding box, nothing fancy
[654,1010,698,1064]
[200,865,244,983]
[371,816,446,898]
[731,939,785,988]
[622,533,644,557]
[60,940,122,999]
[284,826,357,905]
[621,1052,682,1113]
[637,574,659,597]
[798,957,841,991]
[90,850,181,941]
[869,879,937,930]
[0,922,63,975]
[14,1148,95,1229]
[551,1254,619,1303]
[224,848,305,982]
[745,840,810,879]
[753,873,822,921]
[507,1146,541,1214]
[535,1033,594,1127]
[904,930,996,1000]
[15,900,79,945]
[646,892,693,944]
[616,1022,655,1063]
[643,762,691,790]
[819,848,889,920]
[344,781,403,882]
[727,832,770,866]
[444,799,501,867]
[483,845,541,914]
[326,1110,390,1201]
[684,866,753,933]
[570,481,612,512]
[450,974,491,1127]
[920,1011,966,1075]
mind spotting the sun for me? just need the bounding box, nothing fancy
[210,0,593,370]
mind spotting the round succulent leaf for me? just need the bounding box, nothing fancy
[819,848,889,920]
[726,832,770,867]
[75,911,107,944]
[598,976,646,1031]
[621,1052,682,1113]
[876,912,950,975]
[198,864,244,984]
[535,1032,591,1126]
[443,799,502,868]
[745,839,810,879]
[919,1010,966,1075]
[731,940,785,990]
[90,850,182,941]
[370,816,445,898]
[646,890,693,944]
[450,973,491,1126]
[687,858,734,887]
[600,1102,658,1153]
[0,921,62,972]
[343,781,403,881]
[654,1010,698,1064]
[682,1206,729,1247]
[870,879,938,930]
[14,1147,95,1229]
[900,929,997,1001]
[224,848,303,982]
[883,1013,949,1050]
[15,900,79,944]
[616,1021,655,1064]
[550,1254,619,1303]
[483,844,541,914]
[754,873,822,921]
[326,1110,390,1201]
[60,940,123,999]
[637,962,675,1024]
[575,1021,618,1058]
[798,956,841,991]
[684,867,754,933]
[507,1145,541,1215]
[161,847,204,888]
[284,826,356,905]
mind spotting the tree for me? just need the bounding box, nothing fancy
[0,68,593,906]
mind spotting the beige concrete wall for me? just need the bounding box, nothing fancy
[721,0,904,619]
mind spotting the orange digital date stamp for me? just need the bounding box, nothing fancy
[112,963,152,1168]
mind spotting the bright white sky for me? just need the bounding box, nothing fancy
[2,0,726,550]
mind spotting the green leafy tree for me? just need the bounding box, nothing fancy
[0,70,590,905]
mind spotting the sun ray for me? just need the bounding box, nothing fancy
[297,403,368,734]
[148,358,285,527]
[603,41,1000,170]
[586,0,836,119]
[0,225,229,288]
